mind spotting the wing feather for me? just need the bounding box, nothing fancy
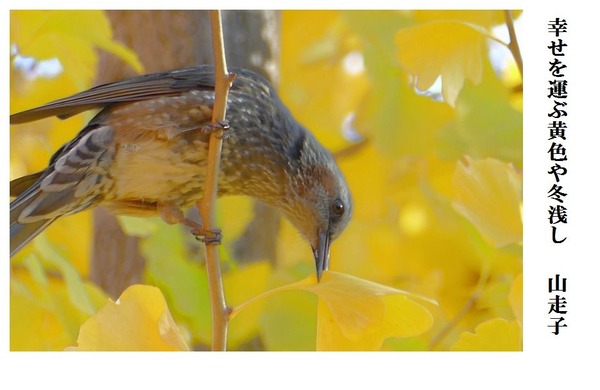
[10,66,218,124]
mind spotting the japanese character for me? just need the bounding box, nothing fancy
[548,39,567,56]
[548,101,567,118]
[548,18,568,37]
[548,121,567,140]
[548,205,567,224]
[548,142,567,161]
[548,163,567,182]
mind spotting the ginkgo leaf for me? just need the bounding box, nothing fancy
[11,277,74,351]
[10,263,107,351]
[453,157,522,247]
[451,318,521,351]
[346,11,454,157]
[309,273,391,338]
[259,287,318,351]
[280,10,369,150]
[315,293,434,351]
[233,271,433,351]
[11,10,142,75]
[438,58,523,166]
[250,265,319,351]
[395,21,490,106]
[72,285,189,351]
[300,272,434,351]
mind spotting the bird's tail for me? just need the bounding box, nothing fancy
[10,172,55,257]
[10,216,55,257]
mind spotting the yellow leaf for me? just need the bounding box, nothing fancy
[10,10,141,186]
[11,280,72,351]
[301,272,434,351]
[451,318,521,351]
[453,157,522,247]
[509,274,523,324]
[11,11,142,75]
[310,273,391,338]
[232,271,432,350]
[10,264,108,351]
[316,293,434,351]
[281,11,369,150]
[73,285,189,351]
[395,21,489,106]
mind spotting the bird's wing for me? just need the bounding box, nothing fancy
[11,124,116,222]
[10,66,219,124]
[10,124,117,256]
[10,171,43,198]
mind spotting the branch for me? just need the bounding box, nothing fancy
[504,10,523,79]
[198,10,235,351]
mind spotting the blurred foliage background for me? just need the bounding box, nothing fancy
[9,10,522,351]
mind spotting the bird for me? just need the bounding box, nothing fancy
[10,65,352,281]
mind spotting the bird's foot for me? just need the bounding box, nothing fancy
[192,226,222,245]
[158,203,222,245]
[202,120,230,139]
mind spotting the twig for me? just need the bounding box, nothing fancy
[504,10,523,78]
[198,10,235,351]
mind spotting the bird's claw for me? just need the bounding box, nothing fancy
[193,227,222,245]
[202,120,230,139]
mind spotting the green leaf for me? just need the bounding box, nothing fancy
[141,222,212,346]
[439,58,523,166]
[260,288,318,351]
[23,254,48,286]
[344,11,454,157]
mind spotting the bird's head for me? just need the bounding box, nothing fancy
[281,136,353,282]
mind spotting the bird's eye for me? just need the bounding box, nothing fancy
[331,199,345,218]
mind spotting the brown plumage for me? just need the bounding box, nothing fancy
[10,66,352,280]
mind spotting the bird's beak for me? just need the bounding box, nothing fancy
[313,230,330,282]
